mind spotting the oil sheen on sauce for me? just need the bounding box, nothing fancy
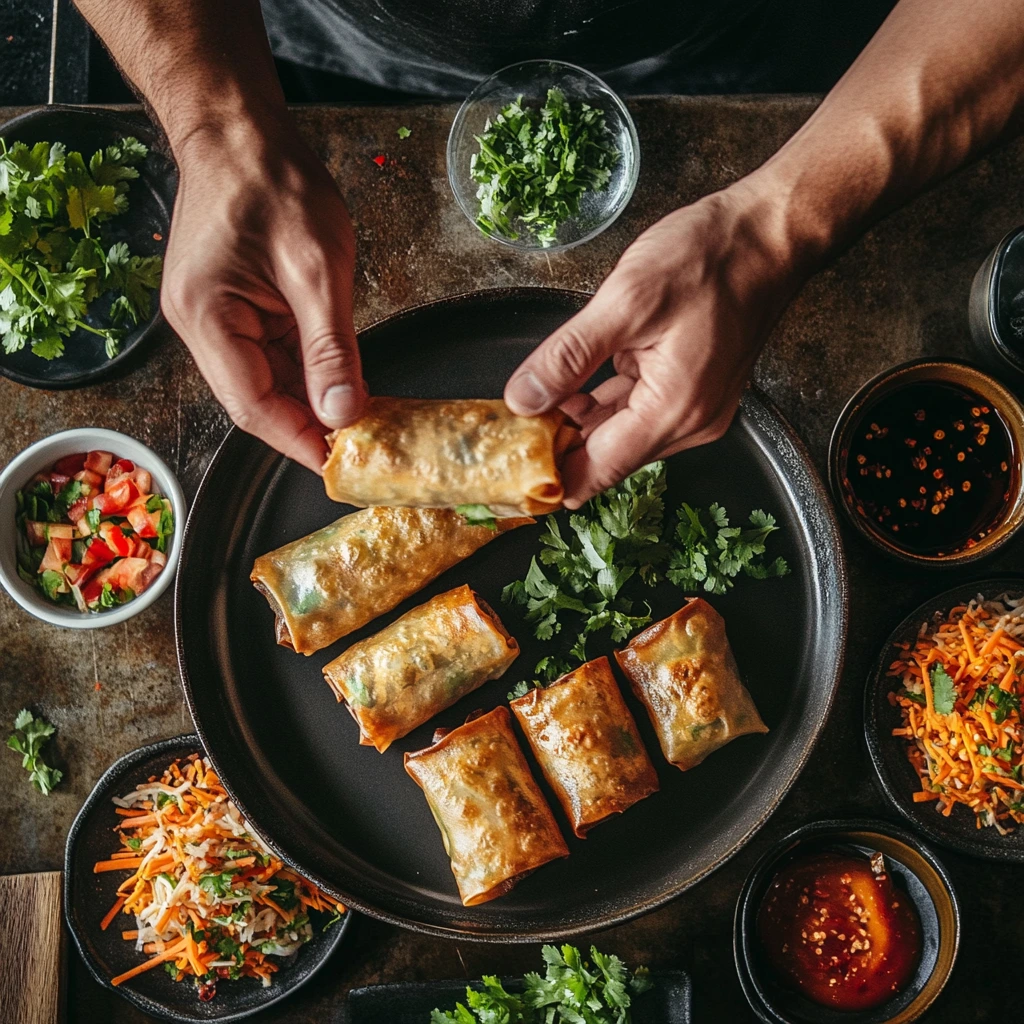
[841,381,1014,556]
[757,851,922,1012]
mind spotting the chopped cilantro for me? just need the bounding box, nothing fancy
[397,125,412,139]
[198,869,238,898]
[469,88,620,247]
[124,837,142,851]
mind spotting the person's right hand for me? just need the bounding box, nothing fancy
[161,122,365,473]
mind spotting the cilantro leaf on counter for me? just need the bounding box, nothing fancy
[397,126,412,139]
[0,135,162,361]
[470,87,620,247]
[930,664,957,715]
[7,709,62,796]
[666,503,789,596]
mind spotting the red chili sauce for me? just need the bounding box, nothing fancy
[757,851,922,1012]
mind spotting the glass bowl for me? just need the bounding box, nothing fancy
[446,60,640,253]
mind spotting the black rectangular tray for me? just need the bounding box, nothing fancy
[340,970,692,1023]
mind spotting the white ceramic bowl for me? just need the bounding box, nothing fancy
[0,428,186,628]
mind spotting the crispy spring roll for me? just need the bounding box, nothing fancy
[510,657,659,837]
[615,598,768,771]
[405,706,569,905]
[321,397,576,516]
[323,586,519,752]
[251,508,530,656]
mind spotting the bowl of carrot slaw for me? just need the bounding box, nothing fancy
[65,734,351,1022]
[865,577,1024,862]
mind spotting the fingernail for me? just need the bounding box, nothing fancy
[320,384,360,427]
[507,371,549,414]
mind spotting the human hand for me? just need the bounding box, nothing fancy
[504,182,808,507]
[161,122,364,473]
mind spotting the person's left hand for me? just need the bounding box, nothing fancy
[504,180,808,507]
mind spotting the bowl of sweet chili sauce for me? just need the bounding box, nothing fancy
[829,360,1024,567]
[734,820,959,1024]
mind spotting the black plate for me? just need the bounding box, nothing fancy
[341,970,692,1023]
[0,105,175,389]
[865,576,1024,861]
[64,734,352,1023]
[176,287,848,940]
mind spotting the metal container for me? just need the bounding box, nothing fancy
[969,225,1024,390]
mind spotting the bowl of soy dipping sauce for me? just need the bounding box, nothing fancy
[734,820,959,1024]
[828,360,1024,567]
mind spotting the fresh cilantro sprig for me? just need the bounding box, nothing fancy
[430,944,652,1024]
[502,462,668,682]
[7,709,62,796]
[0,136,162,360]
[470,87,620,247]
[930,665,957,716]
[666,503,789,596]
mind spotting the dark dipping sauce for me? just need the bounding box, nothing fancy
[757,851,922,1012]
[841,381,1014,556]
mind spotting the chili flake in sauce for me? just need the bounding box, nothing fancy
[757,851,921,1012]
[841,381,1014,556]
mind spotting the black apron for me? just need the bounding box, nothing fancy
[260,0,898,96]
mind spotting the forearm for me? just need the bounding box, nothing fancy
[73,0,289,159]
[749,0,1024,276]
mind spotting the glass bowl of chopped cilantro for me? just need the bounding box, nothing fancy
[0,427,185,628]
[447,60,639,251]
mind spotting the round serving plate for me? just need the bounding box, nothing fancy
[0,105,175,389]
[865,576,1024,861]
[65,734,352,1022]
[176,287,848,941]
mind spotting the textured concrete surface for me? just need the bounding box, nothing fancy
[2,97,1024,1022]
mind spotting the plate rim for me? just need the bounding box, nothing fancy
[864,574,1024,862]
[175,287,849,941]
[0,104,174,391]
[64,733,352,1023]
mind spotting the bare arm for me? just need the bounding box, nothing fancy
[506,0,1024,504]
[75,0,366,471]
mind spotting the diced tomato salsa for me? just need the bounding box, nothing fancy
[14,449,174,613]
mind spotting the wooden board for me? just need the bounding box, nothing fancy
[0,872,65,1024]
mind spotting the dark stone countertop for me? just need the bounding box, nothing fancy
[2,98,1024,1023]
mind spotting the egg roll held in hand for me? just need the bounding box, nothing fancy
[251,508,531,656]
[323,585,519,752]
[321,398,577,516]
[615,598,768,771]
[510,657,659,837]
[405,706,569,906]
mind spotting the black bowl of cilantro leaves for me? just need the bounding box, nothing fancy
[0,105,176,389]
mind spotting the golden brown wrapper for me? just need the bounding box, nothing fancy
[404,706,569,906]
[321,397,575,516]
[250,508,530,656]
[511,656,659,837]
[323,585,519,753]
[615,598,768,771]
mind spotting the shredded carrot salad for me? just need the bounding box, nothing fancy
[96,754,345,1000]
[887,592,1024,833]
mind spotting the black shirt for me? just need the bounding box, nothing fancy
[260,0,897,96]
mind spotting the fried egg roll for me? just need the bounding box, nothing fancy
[322,397,575,516]
[251,508,530,656]
[323,585,519,752]
[615,598,768,771]
[404,706,569,905]
[510,656,659,837]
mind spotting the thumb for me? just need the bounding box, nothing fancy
[287,280,366,431]
[505,295,625,415]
